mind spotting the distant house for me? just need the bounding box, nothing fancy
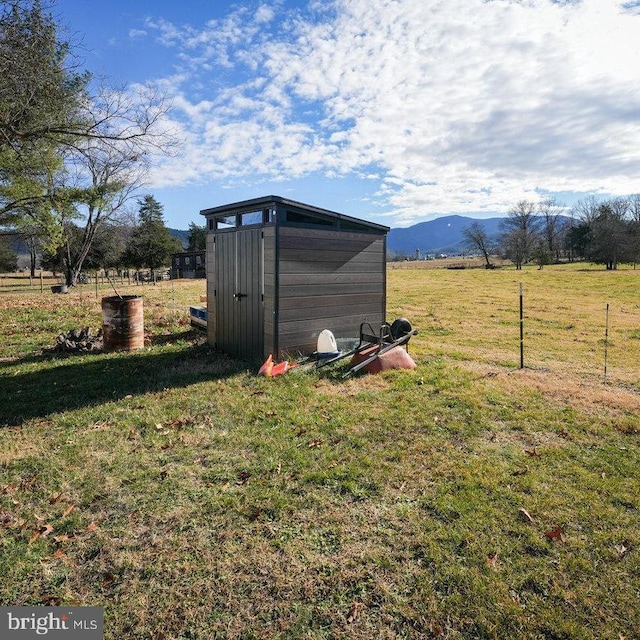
[171,251,206,279]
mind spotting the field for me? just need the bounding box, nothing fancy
[1,263,639,639]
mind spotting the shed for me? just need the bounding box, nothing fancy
[200,195,389,361]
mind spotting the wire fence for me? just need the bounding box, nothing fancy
[0,270,172,296]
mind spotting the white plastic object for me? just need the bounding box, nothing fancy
[316,329,339,356]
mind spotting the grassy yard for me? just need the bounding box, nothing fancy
[1,264,638,639]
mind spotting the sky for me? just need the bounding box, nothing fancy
[54,0,640,229]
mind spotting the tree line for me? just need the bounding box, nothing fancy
[0,0,184,284]
[40,196,208,279]
[464,195,640,270]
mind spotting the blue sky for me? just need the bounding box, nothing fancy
[54,0,640,229]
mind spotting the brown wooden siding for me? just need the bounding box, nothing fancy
[276,227,386,357]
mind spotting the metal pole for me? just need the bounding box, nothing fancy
[604,303,610,382]
[519,283,524,369]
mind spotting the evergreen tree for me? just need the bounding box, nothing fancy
[0,0,87,222]
[187,222,207,251]
[124,196,182,273]
[0,236,18,272]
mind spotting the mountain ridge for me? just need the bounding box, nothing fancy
[386,215,504,256]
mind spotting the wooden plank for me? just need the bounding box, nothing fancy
[278,282,383,297]
[279,226,386,244]
[278,254,384,274]
[279,302,383,322]
[278,248,384,265]
[279,272,384,286]
[278,235,384,253]
[278,292,382,310]
[277,312,385,336]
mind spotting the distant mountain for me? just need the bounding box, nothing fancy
[387,215,504,256]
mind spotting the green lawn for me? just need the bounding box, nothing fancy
[1,265,638,639]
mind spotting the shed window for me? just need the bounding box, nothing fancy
[216,215,237,229]
[240,210,263,226]
[185,256,191,266]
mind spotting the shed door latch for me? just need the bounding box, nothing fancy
[233,292,247,300]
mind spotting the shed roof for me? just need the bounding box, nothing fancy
[200,195,389,234]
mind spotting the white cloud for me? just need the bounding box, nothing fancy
[143,0,640,225]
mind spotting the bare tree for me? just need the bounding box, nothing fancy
[537,197,566,263]
[55,133,149,286]
[499,200,541,269]
[462,221,495,268]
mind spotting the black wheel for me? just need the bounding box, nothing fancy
[390,317,412,339]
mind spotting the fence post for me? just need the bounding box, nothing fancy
[519,283,524,369]
[604,303,610,383]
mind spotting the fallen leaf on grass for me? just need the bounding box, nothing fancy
[30,523,54,543]
[429,620,444,637]
[486,552,499,571]
[614,544,628,557]
[236,471,251,485]
[61,504,76,517]
[347,601,362,623]
[307,439,324,449]
[545,526,565,542]
[52,549,66,559]
[524,448,540,457]
[53,534,72,543]
[49,492,64,505]
[518,508,535,524]
[86,521,99,532]
[102,572,116,587]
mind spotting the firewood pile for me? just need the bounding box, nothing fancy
[54,327,103,353]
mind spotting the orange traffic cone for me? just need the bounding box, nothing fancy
[271,360,298,376]
[258,354,274,377]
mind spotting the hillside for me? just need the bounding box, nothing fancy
[169,228,189,249]
[387,214,504,256]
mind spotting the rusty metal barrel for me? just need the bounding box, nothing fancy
[101,295,144,351]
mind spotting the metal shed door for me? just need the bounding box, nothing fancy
[214,229,264,359]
